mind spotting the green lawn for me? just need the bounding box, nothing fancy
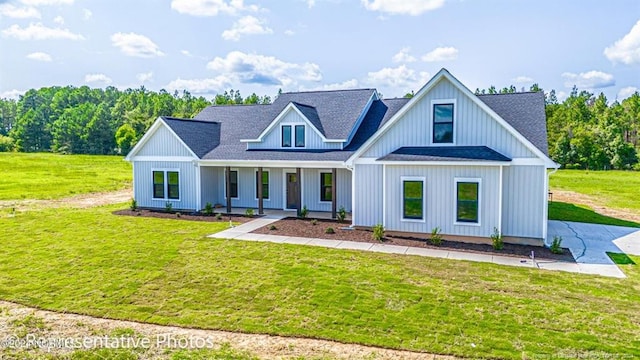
[1,205,639,359]
[548,201,640,228]
[550,170,640,212]
[0,153,131,200]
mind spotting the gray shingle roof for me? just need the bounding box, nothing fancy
[290,102,324,137]
[162,117,220,158]
[378,146,511,162]
[478,92,549,155]
[345,98,410,151]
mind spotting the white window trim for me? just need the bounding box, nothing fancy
[401,176,426,223]
[431,99,457,146]
[151,168,181,202]
[319,170,333,204]
[254,168,271,201]
[294,124,306,148]
[454,177,481,227]
[223,168,240,200]
[280,124,293,148]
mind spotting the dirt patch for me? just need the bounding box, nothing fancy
[253,218,574,262]
[0,188,133,212]
[551,189,640,223]
[113,209,254,224]
[0,300,457,359]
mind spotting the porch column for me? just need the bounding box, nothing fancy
[257,167,264,215]
[331,168,337,219]
[225,166,231,214]
[296,167,302,217]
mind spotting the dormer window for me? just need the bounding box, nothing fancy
[433,102,454,144]
[295,125,305,147]
[282,125,292,147]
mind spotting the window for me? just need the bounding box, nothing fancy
[402,179,424,220]
[228,170,238,198]
[167,171,179,199]
[255,171,269,199]
[295,125,305,147]
[152,170,179,200]
[282,125,292,147]
[433,103,454,143]
[320,172,332,202]
[153,171,164,199]
[456,181,479,223]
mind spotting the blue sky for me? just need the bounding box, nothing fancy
[1,0,639,102]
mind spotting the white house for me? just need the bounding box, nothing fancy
[126,69,558,245]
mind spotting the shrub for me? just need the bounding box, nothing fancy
[176,212,181,218]
[430,226,443,246]
[372,223,385,242]
[300,205,309,219]
[311,219,317,226]
[215,213,222,220]
[129,198,137,211]
[165,202,173,212]
[550,236,563,254]
[245,208,255,217]
[490,227,504,250]
[325,227,335,234]
[337,206,347,223]
[203,202,214,216]
[269,225,277,231]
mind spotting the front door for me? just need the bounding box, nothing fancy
[286,173,299,210]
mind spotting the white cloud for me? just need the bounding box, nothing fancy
[53,15,64,25]
[0,4,41,18]
[170,0,259,17]
[392,47,416,63]
[302,79,360,91]
[207,51,322,87]
[82,8,92,20]
[0,89,25,100]
[618,86,638,100]
[181,50,193,57]
[561,70,615,89]
[84,73,112,84]
[20,0,74,5]
[111,32,164,58]
[361,0,444,16]
[136,72,153,83]
[284,29,295,36]
[221,15,273,41]
[26,51,52,61]
[513,76,533,83]
[421,46,458,62]
[165,76,233,94]
[604,20,640,65]
[1,23,84,40]
[307,0,315,8]
[367,65,430,90]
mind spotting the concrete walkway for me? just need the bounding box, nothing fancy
[211,217,638,278]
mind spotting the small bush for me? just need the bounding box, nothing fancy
[490,227,503,250]
[337,206,347,223]
[245,208,255,217]
[215,213,222,220]
[269,224,277,231]
[372,223,385,242]
[203,202,214,216]
[325,227,335,234]
[165,202,173,212]
[311,219,317,226]
[300,205,309,219]
[176,212,181,218]
[550,236,563,254]
[430,226,443,246]
[129,198,137,211]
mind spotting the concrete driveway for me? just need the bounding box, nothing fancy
[547,220,640,278]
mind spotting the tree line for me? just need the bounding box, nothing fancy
[1,83,639,170]
[0,87,271,155]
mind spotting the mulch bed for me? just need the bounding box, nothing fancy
[253,217,575,262]
[113,209,255,224]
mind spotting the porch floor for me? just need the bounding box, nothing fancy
[218,207,351,221]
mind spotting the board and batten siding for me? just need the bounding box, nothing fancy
[362,78,536,159]
[301,169,352,212]
[136,124,194,157]
[248,109,342,150]
[383,165,501,238]
[353,164,383,226]
[501,165,545,239]
[133,160,198,210]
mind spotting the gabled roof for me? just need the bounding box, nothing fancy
[345,98,410,151]
[378,146,511,162]
[291,102,324,136]
[477,92,548,155]
[162,117,220,158]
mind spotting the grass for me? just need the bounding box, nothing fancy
[1,205,639,359]
[550,170,640,212]
[607,252,636,265]
[0,153,131,200]
[548,201,640,228]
